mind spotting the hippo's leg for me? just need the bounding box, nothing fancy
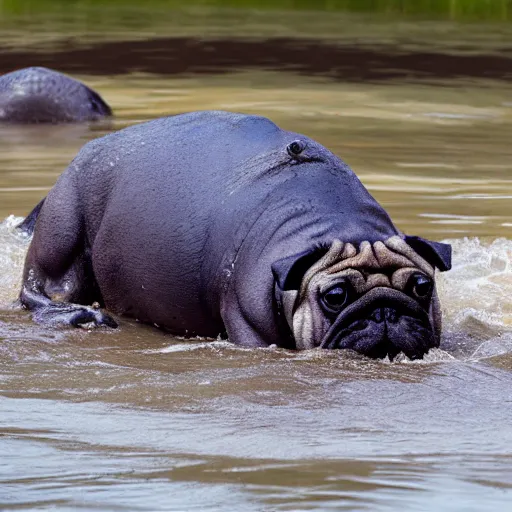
[19,178,117,328]
[21,284,117,328]
[20,252,117,328]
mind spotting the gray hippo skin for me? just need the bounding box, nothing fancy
[19,111,451,359]
[0,67,112,123]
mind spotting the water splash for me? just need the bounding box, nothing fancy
[0,215,30,307]
[437,237,512,358]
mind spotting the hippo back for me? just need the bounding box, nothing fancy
[0,67,112,123]
[57,111,397,336]
[67,112,294,332]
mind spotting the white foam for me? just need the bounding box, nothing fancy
[0,215,30,306]
[437,237,512,336]
[152,340,232,353]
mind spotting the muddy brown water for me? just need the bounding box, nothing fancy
[1,33,512,511]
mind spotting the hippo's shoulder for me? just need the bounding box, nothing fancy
[163,110,281,130]
[70,111,284,161]
[107,111,283,140]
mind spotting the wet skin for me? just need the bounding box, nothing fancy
[18,111,451,359]
[0,67,112,123]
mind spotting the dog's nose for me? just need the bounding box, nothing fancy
[370,307,398,324]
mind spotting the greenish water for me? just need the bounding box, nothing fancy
[2,0,512,56]
[2,0,512,21]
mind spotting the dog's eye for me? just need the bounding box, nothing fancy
[409,273,433,299]
[321,285,349,314]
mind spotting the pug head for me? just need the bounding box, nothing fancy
[272,235,451,360]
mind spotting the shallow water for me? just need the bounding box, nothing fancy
[1,11,512,511]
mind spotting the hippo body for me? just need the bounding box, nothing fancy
[0,67,112,123]
[19,111,451,359]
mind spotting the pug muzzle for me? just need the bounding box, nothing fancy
[319,287,437,360]
[273,235,452,360]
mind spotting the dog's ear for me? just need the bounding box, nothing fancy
[272,247,328,291]
[404,235,452,272]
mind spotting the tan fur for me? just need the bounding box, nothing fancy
[292,236,437,349]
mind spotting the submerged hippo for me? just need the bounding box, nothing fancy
[18,111,451,359]
[0,67,112,123]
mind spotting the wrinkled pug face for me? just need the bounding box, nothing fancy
[277,236,449,360]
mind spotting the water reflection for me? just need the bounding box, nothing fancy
[4,36,512,82]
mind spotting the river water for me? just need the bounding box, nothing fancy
[1,9,512,511]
